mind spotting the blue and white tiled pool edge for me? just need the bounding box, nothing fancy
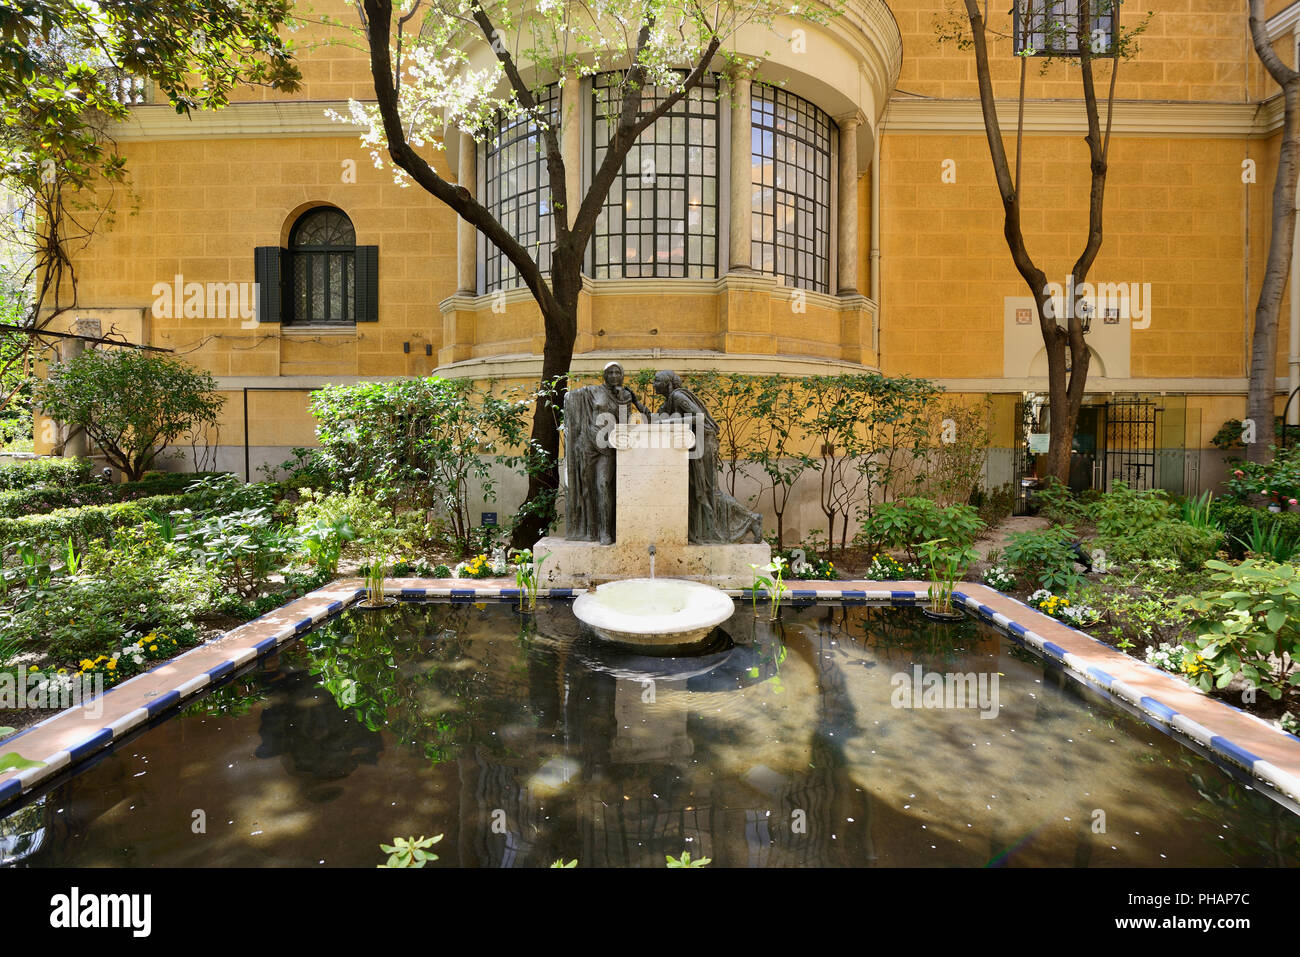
[1,578,1298,815]
[951,588,1300,811]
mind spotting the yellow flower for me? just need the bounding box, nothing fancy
[149,645,158,652]
[106,660,116,671]
[80,659,93,670]
[28,665,38,672]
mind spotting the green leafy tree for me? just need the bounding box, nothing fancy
[935,0,1147,485]
[309,376,535,552]
[34,348,225,481]
[0,0,300,420]
[749,375,815,549]
[343,0,841,547]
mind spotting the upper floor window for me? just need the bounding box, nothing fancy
[289,207,356,324]
[751,85,833,294]
[482,84,561,293]
[1013,0,1117,57]
[590,72,720,279]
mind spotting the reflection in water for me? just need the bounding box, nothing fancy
[4,601,1298,868]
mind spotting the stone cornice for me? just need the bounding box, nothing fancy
[110,101,369,141]
[1267,1,1300,40]
[883,96,1284,138]
[438,275,879,317]
[433,349,880,380]
[111,95,1289,143]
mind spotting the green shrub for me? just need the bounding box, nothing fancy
[1033,478,1089,525]
[1003,524,1081,591]
[34,349,225,481]
[5,566,193,664]
[1092,520,1223,571]
[1222,445,1300,505]
[0,457,94,491]
[855,498,984,561]
[971,483,1014,528]
[309,377,534,551]
[1208,502,1300,559]
[171,505,295,597]
[1181,560,1300,700]
[0,472,220,518]
[1089,482,1174,537]
[0,489,214,552]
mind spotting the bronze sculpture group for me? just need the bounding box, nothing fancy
[564,362,763,546]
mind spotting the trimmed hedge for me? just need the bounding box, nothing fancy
[0,472,221,519]
[1208,501,1300,557]
[0,489,215,552]
[0,457,94,491]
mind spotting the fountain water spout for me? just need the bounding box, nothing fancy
[648,543,656,579]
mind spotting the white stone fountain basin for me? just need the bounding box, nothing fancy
[572,578,736,651]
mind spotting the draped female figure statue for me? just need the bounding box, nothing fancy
[564,362,648,544]
[652,370,763,544]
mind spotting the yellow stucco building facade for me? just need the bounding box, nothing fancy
[34,0,1300,533]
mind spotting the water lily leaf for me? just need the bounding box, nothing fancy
[0,752,44,772]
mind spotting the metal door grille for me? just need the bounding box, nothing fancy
[1103,397,1159,491]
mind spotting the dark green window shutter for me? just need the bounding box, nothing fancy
[354,245,379,321]
[254,246,286,323]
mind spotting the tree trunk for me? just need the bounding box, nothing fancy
[511,249,581,548]
[1247,78,1300,466]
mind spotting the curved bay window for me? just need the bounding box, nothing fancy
[751,85,833,294]
[482,84,561,293]
[289,207,356,324]
[590,72,719,279]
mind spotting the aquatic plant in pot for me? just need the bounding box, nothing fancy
[509,547,550,610]
[750,556,791,620]
[919,538,975,622]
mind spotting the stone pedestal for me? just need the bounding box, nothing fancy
[537,421,770,588]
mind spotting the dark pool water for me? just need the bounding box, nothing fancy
[3,601,1297,867]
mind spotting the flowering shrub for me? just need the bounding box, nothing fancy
[1145,641,1211,681]
[982,564,1017,591]
[865,553,905,580]
[1027,589,1099,627]
[1223,445,1300,505]
[454,553,504,579]
[27,630,192,691]
[775,546,837,580]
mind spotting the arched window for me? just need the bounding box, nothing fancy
[590,72,720,279]
[289,207,356,324]
[482,84,561,293]
[751,85,833,294]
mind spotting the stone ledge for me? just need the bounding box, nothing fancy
[535,536,771,589]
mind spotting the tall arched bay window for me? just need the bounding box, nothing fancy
[751,85,833,294]
[482,84,561,293]
[590,72,720,279]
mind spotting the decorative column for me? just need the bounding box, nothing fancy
[456,131,477,294]
[837,114,860,295]
[562,71,582,228]
[728,68,753,273]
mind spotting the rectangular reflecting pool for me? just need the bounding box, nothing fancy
[3,600,1297,867]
